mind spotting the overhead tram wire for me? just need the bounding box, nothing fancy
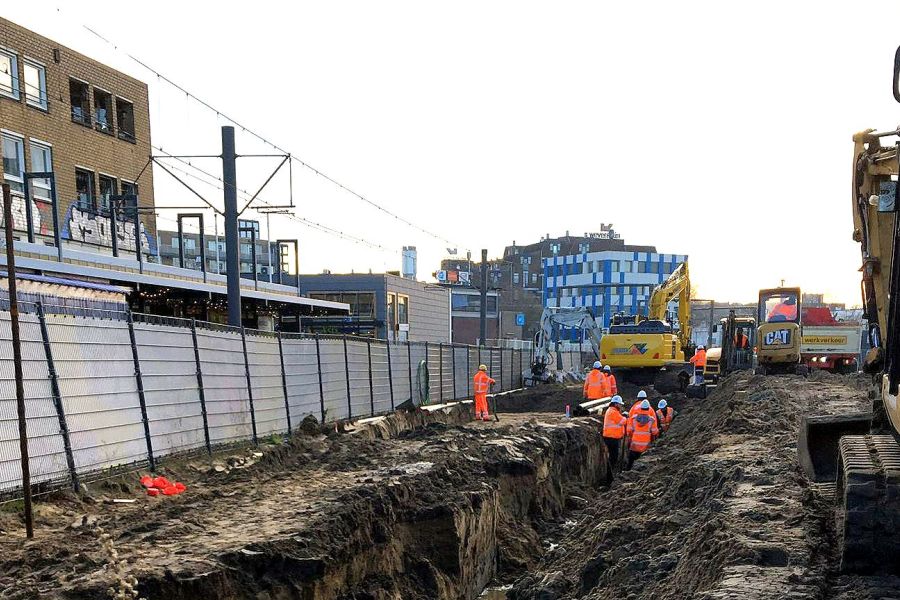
[77,21,464,252]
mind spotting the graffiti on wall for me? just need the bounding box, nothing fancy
[0,194,56,238]
[61,201,157,255]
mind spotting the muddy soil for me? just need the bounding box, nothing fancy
[0,393,608,600]
[508,372,900,600]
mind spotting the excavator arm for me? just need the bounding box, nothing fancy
[647,261,692,352]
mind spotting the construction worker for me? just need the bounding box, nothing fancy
[603,365,617,396]
[626,398,659,469]
[630,390,658,440]
[583,361,607,400]
[767,296,798,322]
[473,364,495,421]
[656,399,675,433]
[733,329,749,349]
[690,345,706,385]
[602,395,627,468]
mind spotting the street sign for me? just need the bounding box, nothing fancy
[516,313,526,326]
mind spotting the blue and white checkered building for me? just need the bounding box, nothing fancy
[543,250,688,332]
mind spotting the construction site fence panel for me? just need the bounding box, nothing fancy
[0,307,585,497]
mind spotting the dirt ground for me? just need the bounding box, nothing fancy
[4,374,900,599]
[508,371,900,600]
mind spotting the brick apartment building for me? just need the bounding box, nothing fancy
[0,16,156,256]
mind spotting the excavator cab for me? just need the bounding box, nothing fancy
[755,287,806,375]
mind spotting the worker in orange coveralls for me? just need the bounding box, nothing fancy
[473,364,496,421]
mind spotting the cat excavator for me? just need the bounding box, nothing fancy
[798,47,900,573]
[598,262,694,393]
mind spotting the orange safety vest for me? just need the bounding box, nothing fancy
[734,333,749,349]
[604,372,618,395]
[583,369,606,400]
[690,348,707,368]
[474,371,495,396]
[656,407,674,432]
[626,412,658,453]
[603,405,627,439]
[767,303,797,321]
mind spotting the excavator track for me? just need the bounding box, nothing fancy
[837,434,900,573]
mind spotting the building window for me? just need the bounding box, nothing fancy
[0,49,19,100]
[29,141,52,201]
[98,174,117,211]
[69,79,91,126]
[116,97,135,142]
[1,133,25,194]
[398,294,409,325]
[120,180,138,209]
[531,272,538,284]
[648,261,659,274]
[94,89,113,134]
[513,272,520,285]
[75,168,95,210]
[610,261,619,273]
[638,262,647,273]
[387,293,397,331]
[23,59,46,110]
[623,261,632,273]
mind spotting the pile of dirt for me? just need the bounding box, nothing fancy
[507,373,873,600]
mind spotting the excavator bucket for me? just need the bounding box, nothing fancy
[798,413,872,482]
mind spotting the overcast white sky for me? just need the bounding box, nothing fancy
[7,1,900,306]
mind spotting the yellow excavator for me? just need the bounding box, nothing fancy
[755,286,807,376]
[599,261,694,393]
[798,49,900,573]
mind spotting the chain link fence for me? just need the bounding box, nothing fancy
[0,305,584,497]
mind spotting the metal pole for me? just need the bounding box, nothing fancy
[110,202,118,258]
[386,340,395,409]
[126,309,155,471]
[315,333,326,422]
[276,332,291,435]
[499,345,503,392]
[467,346,471,398]
[439,343,444,403]
[4,184,33,538]
[266,212,273,283]
[240,326,258,444]
[190,318,212,455]
[35,301,78,491]
[222,126,242,327]
[343,335,352,418]
[177,215,185,268]
[480,249,488,346]
[451,345,457,400]
[23,176,34,244]
[134,204,143,274]
[49,176,62,262]
[407,341,413,402]
[366,340,375,416]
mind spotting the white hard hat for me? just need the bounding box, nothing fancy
[610,395,624,405]
[641,399,650,409]
[658,399,668,409]
[603,365,611,372]
[593,361,602,369]
[637,390,647,399]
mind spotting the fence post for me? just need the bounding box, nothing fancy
[467,346,472,398]
[35,301,78,491]
[519,348,524,387]
[240,326,258,445]
[386,340,395,409]
[366,339,375,416]
[343,335,352,419]
[314,333,326,422]
[407,341,413,402]
[438,343,444,403]
[451,345,457,401]
[190,319,212,455]
[499,346,504,393]
[125,309,155,471]
[276,332,292,435]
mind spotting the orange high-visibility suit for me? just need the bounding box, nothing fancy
[604,372,618,396]
[656,407,675,432]
[734,333,749,349]
[583,369,607,400]
[473,371,495,420]
[626,411,659,454]
[602,404,628,467]
[689,348,707,368]
[630,402,659,440]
